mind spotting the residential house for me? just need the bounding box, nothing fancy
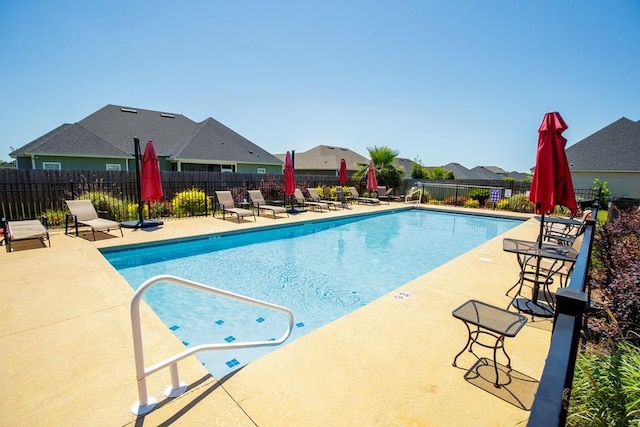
[275,145,369,177]
[10,105,283,174]
[566,117,640,198]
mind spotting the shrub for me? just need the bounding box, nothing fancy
[493,194,535,212]
[43,209,67,227]
[568,341,640,426]
[78,191,124,220]
[172,188,207,217]
[150,200,173,218]
[468,188,490,206]
[463,198,480,208]
[442,195,467,207]
[589,209,640,341]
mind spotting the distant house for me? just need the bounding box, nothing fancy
[275,145,369,177]
[393,158,414,176]
[10,105,283,174]
[566,117,640,198]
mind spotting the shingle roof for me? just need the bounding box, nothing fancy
[11,123,128,157]
[566,117,640,171]
[172,117,281,164]
[78,105,197,156]
[275,145,369,171]
[12,104,282,165]
[442,162,475,179]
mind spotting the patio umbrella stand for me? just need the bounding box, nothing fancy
[121,137,164,229]
[512,111,577,317]
[284,150,304,214]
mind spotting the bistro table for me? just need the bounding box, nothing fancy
[452,300,528,388]
[502,238,579,317]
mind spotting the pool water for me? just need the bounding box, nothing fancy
[103,210,519,378]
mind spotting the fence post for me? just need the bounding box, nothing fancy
[204,180,209,216]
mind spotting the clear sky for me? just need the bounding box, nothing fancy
[1,1,639,172]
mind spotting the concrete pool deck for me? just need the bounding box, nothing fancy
[1,203,553,426]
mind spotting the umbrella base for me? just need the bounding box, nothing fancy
[287,208,307,214]
[120,219,164,229]
[512,297,553,318]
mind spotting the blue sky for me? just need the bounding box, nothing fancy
[1,1,639,172]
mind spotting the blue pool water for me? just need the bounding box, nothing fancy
[103,210,519,378]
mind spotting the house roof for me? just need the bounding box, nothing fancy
[11,123,129,158]
[566,117,640,171]
[469,166,504,180]
[171,117,281,164]
[394,158,414,175]
[11,104,282,165]
[275,145,369,171]
[441,162,475,179]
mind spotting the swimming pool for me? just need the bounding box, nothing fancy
[103,209,520,378]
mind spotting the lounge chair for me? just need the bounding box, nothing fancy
[375,186,392,204]
[247,190,289,219]
[348,187,380,205]
[293,189,329,212]
[65,200,123,241]
[307,188,341,210]
[2,218,50,252]
[215,191,256,222]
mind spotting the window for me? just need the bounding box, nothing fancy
[221,165,234,173]
[257,168,266,174]
[42,162,61,170]
[106,164,122,171]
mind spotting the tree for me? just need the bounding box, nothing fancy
[426,166,454,180]
[353,145,405,189]
[410,157,426,179]
[410,162,426,179]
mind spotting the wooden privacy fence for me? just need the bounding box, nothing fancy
[1,169,594,227]
[0,169,354,225]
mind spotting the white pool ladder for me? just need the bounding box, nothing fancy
[404,188,423,204]
[130,274,294,415]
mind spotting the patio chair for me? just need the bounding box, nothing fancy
[65,200,123,241]
[307,188,341,210]
[215,191,256,222]
[539,210,591,246]
[2,218,50,252]
[293,189,329,212]
[348,187,380,205]
[247,190,289,219]
[375,186,392,204]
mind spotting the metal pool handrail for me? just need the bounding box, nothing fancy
[130,274,294,415]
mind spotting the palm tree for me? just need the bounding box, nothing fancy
[353,145,405,190]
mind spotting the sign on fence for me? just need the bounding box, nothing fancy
[490,188,501,202]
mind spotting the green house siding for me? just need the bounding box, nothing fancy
[17,155,129,171]
[236,164,282,174]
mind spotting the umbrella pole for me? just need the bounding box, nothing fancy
[134,137,144,227]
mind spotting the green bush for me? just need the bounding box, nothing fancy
[468,188,490,206]
[43,209,67,227]
[172,188,207,217]
[78,191,124,220]
[493,194,535,212]
[442,195,467,207]
[568,341,640,426]
[463,198,480,208]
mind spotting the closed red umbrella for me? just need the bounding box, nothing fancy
[284,151,296,210]
[366,160,378,192]
[141,140,163,202]
[339,158,348,185]
[529,112,577,217]
[521,111,577,316]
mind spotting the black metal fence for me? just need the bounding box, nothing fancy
[527,201,599,426]
[1,169,598,228]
